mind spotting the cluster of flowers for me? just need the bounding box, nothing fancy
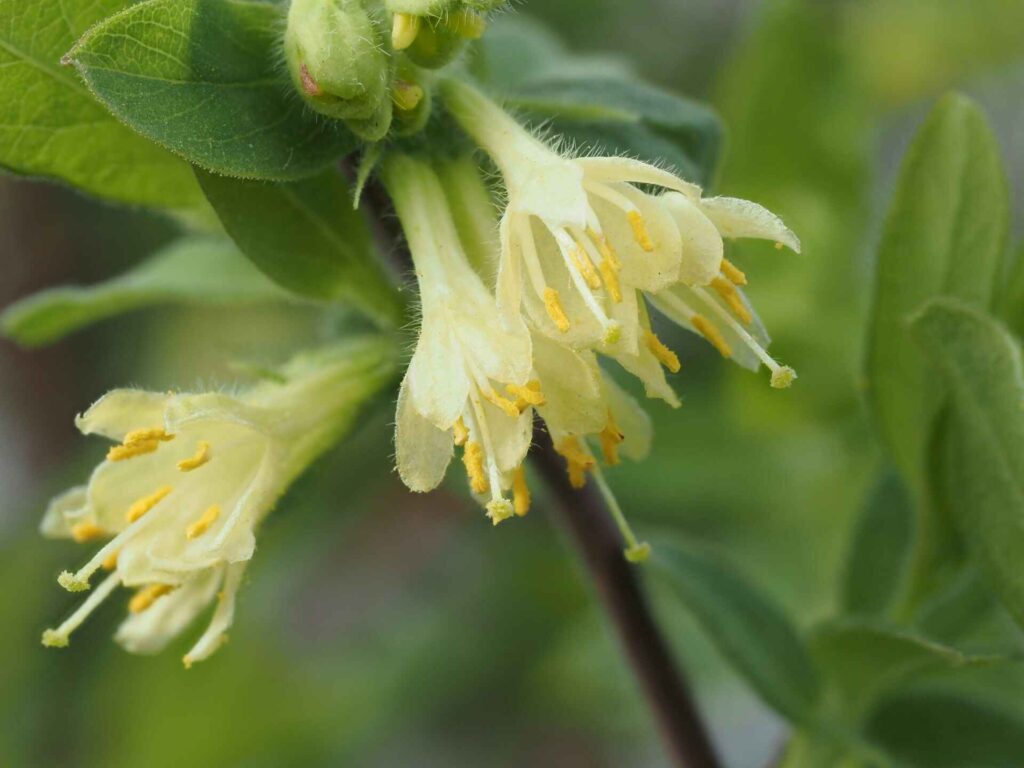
[40,7,798,665]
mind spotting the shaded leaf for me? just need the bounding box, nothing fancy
[910,299,1024,630]
[0,0,203,209]
[867,93,1009,492]
[651,542,820,722]
[66,0,355,180]
[998,242,1024,339]
[1,236,288,347]
[196,168,403,326]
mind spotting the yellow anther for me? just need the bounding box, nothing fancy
[506,381,546,408]
[450,9,487,39]
[463,441,489,494]
[124,427,173,445]
[392,12,420,50]
[721,258,748,286]
[692,314,733,358]
[600,411,625,466]
[600,258,622,303]
[126,485,173,524]
[512,466,531,517]
[186,505,221,540]
[177,441,211,472]
[775,241,785,250]
[107,439,160,462]
[628,210,655,252]
[392,81,424,112]
[711,277,753,325]
[645,331,681,374]
[589,228,620,269]
[569,246,601,289]
[484,388,521,419]
[544,288,571,333]
[453,417,470,447]
[557,436,595,489]
[102,550,119,571]
[128,584,174,614]
[70,522,105,543]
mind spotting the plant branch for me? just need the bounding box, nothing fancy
[533,432,722,768]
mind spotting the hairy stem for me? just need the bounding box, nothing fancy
[533,434,722,768]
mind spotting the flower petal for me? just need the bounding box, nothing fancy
[395,375,454,493]
[407,309,472,429]
[578,156,702,199]
[661,192,723,286]
[602,374,652,461]
[699,196,801,253]
[75,389,171,441]
[115,568,221,655]
[533,335,606,438]
[40,486,88,539]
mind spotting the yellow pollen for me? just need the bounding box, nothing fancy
[102,550,119,571]
[126,485,173,523]
[645,331,681,373]
[589,228,620,269]
[600,411,625,466]
[513,466,531,517]
[692,314,733,358]
[177,440,210,472]
[186,505,221,540]
[129,584,174,614]
[600,259,622,303]
[775,241,785,250]
[450,9,487,39]
[484,389,522,419]
[544,288,571,333]
[392,81,424,112]
[453,417,470,447]
[628,211,655,252]
[506,381,546,408]
[107,439,159,462]
[721,258,748,286]
[569,246,602,289]
[711,277,753,325]
[70,522,105,543]
[391,13,420,50]
[124,427,174,445]
[463,442,489,494]
[557,436,596,489]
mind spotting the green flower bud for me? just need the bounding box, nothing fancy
[285,0,394,141]
[392,65,432,136]
[385,0,507,14]
[404,10,485,69]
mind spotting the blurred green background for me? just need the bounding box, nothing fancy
[1,1,1022,765]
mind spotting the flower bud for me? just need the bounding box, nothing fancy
[285,0,394,141]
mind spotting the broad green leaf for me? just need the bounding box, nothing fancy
[651,542,820,722]
[67,0,355,180]
[915,567,998,644]
[0,0,203,210]
[1,236,288,346]
[196,168,403,326]
[866,93,1009,493]
[910,299,1024,630]
[506,76,722,187]
[810,618,1001,719]
[842,471,914,617]
[998,242,1024,339]
[865,690,1024,768]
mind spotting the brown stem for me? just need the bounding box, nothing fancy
[533,433,722,768]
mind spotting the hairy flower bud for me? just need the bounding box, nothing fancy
[285,0,394,141]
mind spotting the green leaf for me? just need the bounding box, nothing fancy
[1,236,288,346]
[810,618,1002,719]
[915,567,999,643]
[0,0,203,210]
[998,242,1024,339]
[866,93,1009,493]
[842,471,915,617]
[910,299,1024,630]
[865,690,1024,768]
[196,168,403,326]
[507,76,722,187]
[66,0,355,181]
[651,542,820,722]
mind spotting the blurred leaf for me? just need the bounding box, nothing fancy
[0,0,203,210]
[66,0,354,180]
[867,93,1009,493]
[651,542,820,722]
[998,242,1024,339]
[810,618,1002,718]
[842,471,914,617]
[865,690,1024,768]
[1,236,288,347]
[911,299,1024,631]
[196,169,403,326]
[915,567,999,644]
[506,76,722,185]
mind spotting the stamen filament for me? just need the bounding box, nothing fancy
[592,466,651,563]
[42,572,121,648]
[711,277,753,324]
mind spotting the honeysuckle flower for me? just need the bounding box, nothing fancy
[441,79,801,391]
[41,338,395,665]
